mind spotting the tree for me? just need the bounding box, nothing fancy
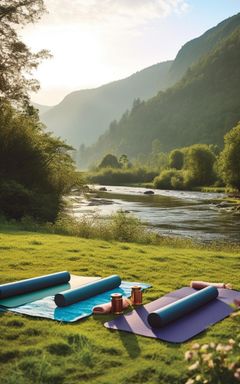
[0,0,49,107]
[0,101,79,221]
[98,154,120,169]
[218,123,240,191]
[169,149,184,170]
[185,144,216,186]
[119,154,129,168]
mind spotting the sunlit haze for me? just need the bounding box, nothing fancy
[21,0,240,105]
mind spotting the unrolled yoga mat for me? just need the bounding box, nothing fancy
[105,287,240,343]
[0,275,100,308]
[9,281,150,322]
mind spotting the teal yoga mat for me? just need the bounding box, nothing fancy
[147,286,218,328]
[0,271,70,299]
[55,275,121,307]
[0,275,100,308]
[10,281,151,322]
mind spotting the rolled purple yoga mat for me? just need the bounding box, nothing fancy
[148,286,218,328]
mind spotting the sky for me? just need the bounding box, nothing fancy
[22,0,240,106]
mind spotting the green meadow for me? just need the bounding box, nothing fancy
[0,227,239,384]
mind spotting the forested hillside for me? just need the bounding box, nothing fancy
[83,25,240,163]
[40,61,172,146]
[169,12,240,83]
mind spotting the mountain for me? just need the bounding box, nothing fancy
[169,12,240,84]
[40,61,172,147]
[33,102,52,115]
[83,14,240,163]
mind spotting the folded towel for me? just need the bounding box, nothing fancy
[93,297,130,314]
[190,281,232,290]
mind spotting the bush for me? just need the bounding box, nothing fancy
[169,149,184,170]
[88,167,158,185]
[110,210,144,242]
[218,123,240,191]
[153,169,183,189]
[0,180,32,220]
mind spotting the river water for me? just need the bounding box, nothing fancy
[69,185,240,242]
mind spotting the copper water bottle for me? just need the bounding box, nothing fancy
[131,286,142,305]
[111,293,123,314]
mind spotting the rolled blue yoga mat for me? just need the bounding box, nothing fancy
[55,274,121,307]
[0,271,70,299]
[147,286,218,328]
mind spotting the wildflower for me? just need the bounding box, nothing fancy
[202,353,212,362]
[234,369,240,381]
[188,361,200,371]
[228,339,236,346]
[185,351,194,361]
[208,359,214,369]
[191,343,200,350]
[223,345,233,352]
[186,379,195,384]
[200,344,209,352]
[216,343,224,352]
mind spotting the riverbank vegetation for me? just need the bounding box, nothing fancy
[1,212,240,253]
[0,228,239,384]
[87,123,240,195]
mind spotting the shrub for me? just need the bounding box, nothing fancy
[88,167,158,185]
[169,149,184,170]
[218,123,240,191]
[153,169,182,189]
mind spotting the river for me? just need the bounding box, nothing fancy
[68,185,240,242]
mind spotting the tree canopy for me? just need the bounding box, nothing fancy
[169,149,184,170]
[0,101,79,220]
[0,0,49,107]
[218,122,240,191]
[99,154,121,169]
[0,2,81,221]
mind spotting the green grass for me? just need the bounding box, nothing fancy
[0,227,239,384]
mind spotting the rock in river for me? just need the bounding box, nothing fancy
[144,190,154,195]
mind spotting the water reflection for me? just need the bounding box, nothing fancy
[69,185,240,242]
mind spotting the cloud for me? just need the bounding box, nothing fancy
[43,0,189,26]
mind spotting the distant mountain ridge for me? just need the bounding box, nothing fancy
[83,13,240,164]
[40,61,172,147]
[169,12,240,83]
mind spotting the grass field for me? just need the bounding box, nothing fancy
[0,227,240,384]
